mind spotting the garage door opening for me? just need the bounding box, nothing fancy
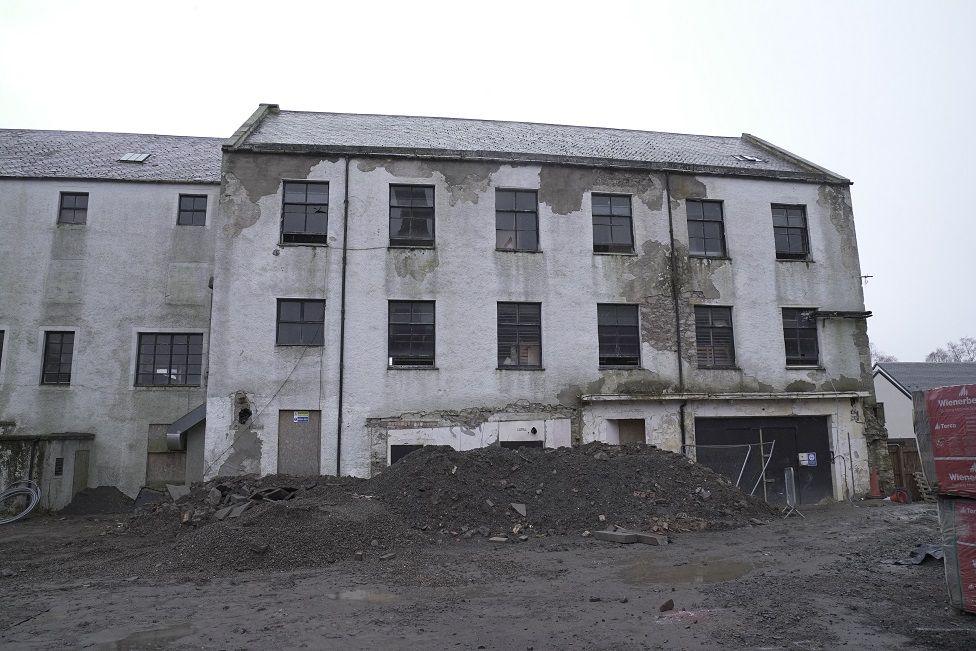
[606,419,646,445]
[693,417,832,505]
[500,440,544,450]
[390,444,425,464]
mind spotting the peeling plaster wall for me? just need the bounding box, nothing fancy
[205,154,879,490]
[204,154,345,479]
[0,178,214,497]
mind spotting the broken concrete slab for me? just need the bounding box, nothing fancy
[634,532,669,546]
[206,487,222,507]
[166,484,190,502]
[213,506,234,521]
[228,502,252,519]
[379,552,396,560]
[489,536,509,543]
[660,598,674,612]
[510,503,527,517]
[593,530,637,543]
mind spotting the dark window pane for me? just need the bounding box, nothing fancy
[518,230,538,251]
[686,200,703,220]
[388,301,435,365]
[782,308,819,365]
[592,194,612,215]
[497,302,542,368]
[276,299,325,346]
[58,193,88,225]
[281,182,328,244]
[515,191,537,211]
[702,201,723,221]
[597,304,640,366]
[134,332,204,386]
[610,196,631,216]
[496,190,515,211]
[41,331,74,385]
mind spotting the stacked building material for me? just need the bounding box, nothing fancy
[914,384,976,614]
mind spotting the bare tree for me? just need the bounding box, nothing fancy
[870,343,898,364]
[926,337,976,363]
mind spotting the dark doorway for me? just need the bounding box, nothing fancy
[694,417,833,505]
[390,444,425,464]
[500,440,544,450]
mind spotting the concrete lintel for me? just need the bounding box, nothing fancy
[582,391,870,403]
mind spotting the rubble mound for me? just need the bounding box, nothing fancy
[117,443,776,577]
[369,442,777,535]
[60,486,134,515]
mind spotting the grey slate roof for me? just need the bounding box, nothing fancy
[237,107,847,183]
[875,362,976,395]
[0,129,222,184]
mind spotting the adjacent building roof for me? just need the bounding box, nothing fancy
[0,129,223,184]
[229,104,849,184]
[873,362,976,397]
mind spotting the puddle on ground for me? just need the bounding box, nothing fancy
[101,623,193,649]
[326,589,397,603]
[620,558,753,585]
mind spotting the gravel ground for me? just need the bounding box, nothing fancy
[1,501,973,649]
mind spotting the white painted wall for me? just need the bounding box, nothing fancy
[0,178,216,496]
[874,372,915,440]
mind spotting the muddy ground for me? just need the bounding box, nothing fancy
[1,501,974,649]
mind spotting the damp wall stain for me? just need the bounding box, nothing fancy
[390,247,440,281]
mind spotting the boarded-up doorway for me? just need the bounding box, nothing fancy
[278,410,321,476]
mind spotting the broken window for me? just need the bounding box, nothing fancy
[687,199,727,258]
[390,185,434,247]
[497,302,542,369]
[772,204,809,260]
[58,192,88,225]
[388,300,435,366]
[276,299,325,346]
[592,194,633,253]
[782,308,819,366]
[496,190,538,251]
[390,444,425,464]
[41,331,74,385]
[695,305,736,368]
[281,181,329,244]
[597,304,640,367]
[177,194,208,226]
[136,333,203,386]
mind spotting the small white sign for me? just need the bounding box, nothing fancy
[293,410,310,424]
[798,452,817,467]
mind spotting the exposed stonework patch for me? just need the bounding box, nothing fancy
[390,247,439,280]
[688,257,730,300]
[668,175,707,206]
[786,380,817,392]
[373,400,574,430]
[818,185,859,274]
[357,159,500,206]
[216,429,262,477]
[538,167,664,215]
[228,153,332,205]
[221,173,262,239]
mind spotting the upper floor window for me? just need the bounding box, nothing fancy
[497,302,542,369]
[597,304,640,367]
[782,308,819,366]
[694,306,735,368]
[177,194,208,226]
[389,300,435,366]
[281,181,329,245]
[592,194,633,253]
[390,185,434,247]
[41,331,74,385]
[276,299,325,346]
[496,190,539,252]
[0,330,5,370]
[136,333,203,386]
[687,199,726,258]
[772,204,809,260]
[58,192,88,225]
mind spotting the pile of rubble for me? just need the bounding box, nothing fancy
[368,442,776,538]
[112,443,776,577]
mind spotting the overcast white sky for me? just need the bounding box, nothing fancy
[1,0,972,361]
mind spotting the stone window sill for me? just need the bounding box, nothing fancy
[786,365,825,371]
[497,367,545,371]
[388,365,438,370]
[388,245,435,251]
[593,251,638,257]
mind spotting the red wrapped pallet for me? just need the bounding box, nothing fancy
[914,384,976,499]
[915,384,976,613]
[937,497,976,613]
